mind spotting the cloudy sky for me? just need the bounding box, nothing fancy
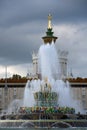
[0,0,87,78]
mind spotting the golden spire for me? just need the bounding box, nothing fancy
[42,14,58,44]
[48,14,52,29]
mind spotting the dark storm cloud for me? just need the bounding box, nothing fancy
[0,0,87,77]
[0,0,87,28]
[0,23,42,65]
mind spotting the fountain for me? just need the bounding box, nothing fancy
[23,14,83,113]
[0,14,87,129]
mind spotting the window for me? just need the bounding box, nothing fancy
[82,88,86,96]
[14,88,16,96]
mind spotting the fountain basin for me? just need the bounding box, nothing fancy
[0,119,87,128]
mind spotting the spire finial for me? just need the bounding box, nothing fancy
[42,14,58,44]
[48,14,52,29]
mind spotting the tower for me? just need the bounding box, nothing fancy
[42,14,58,44]
[58,50,68,78]
[32,52,38,75]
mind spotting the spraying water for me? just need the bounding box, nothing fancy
[38,43,60,79]
[23,42,83,113]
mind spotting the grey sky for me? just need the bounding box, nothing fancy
[0,0,87,77]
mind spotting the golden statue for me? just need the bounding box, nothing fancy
[48,14,52,29]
